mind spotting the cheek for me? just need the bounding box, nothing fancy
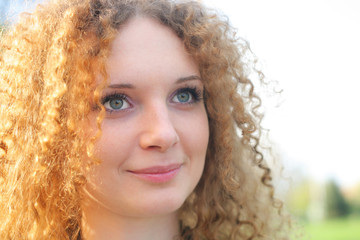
[84,121,136,196]
[194,109,209,176]
[183,109,209,192]
[176,107,209,168]
[186,109,209,151]
[92,120,135,166]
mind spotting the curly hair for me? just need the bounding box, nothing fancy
[0,0,290,239]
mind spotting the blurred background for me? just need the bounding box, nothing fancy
[1,0,360,239]
[205,1,360,239]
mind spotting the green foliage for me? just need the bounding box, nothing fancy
[325,179,349,218]
[304,217,360,240]
[286,178,359,221]
[347,184,360,216]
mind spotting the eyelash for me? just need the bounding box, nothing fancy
[101,93,127,105]
[100,92,130,114]
[173,87,203,104]
[100,86,203,113]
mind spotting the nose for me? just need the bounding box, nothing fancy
[139,104,179,152]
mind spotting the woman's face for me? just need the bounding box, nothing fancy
[85,17,209,218]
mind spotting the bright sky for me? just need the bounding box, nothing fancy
[4,0,360,187]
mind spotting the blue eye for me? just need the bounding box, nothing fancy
[172,87,202,104]
[174,91,192,103]
[101,93,130,111]
[109,99,124,109]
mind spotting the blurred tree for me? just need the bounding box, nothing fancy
[325,179,349,218]
[345,183,360,216]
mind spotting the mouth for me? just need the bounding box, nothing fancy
[127,163,182,183]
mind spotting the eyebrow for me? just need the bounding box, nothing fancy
[107,75,202,89]
[108,83,135,89]
[175,75,202,84]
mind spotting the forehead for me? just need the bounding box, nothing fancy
[105,17,199,85]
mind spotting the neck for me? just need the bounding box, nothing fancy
[81,204,180,240]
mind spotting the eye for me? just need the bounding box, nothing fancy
[172,87,202,104]
[174,91,192,103]
[101,93,131,111]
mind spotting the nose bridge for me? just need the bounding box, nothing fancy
[139,100,178,151]
[147,103,172,131]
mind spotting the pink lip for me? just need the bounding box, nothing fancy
[127,163,182,183]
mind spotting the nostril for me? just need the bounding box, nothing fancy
[148,145,161,150]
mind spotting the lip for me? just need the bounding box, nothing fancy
[127,163,182,183]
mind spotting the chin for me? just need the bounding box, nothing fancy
[132,191,188,217]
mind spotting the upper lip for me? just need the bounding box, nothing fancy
[127,163,182,174]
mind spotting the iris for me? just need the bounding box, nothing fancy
[176,92,191,103]
[109,99,123,109]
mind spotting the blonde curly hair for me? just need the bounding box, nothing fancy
[0,0,290,239]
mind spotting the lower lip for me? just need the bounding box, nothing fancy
[128,166,181,183]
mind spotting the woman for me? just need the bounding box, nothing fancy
[0,0,290,239]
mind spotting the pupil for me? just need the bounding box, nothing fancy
[110,99,123,109]
[178,92,190,102]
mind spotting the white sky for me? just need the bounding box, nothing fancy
[4,0,360,187]
[207,0,360,187]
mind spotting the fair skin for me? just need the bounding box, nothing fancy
[82,17,209,240]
